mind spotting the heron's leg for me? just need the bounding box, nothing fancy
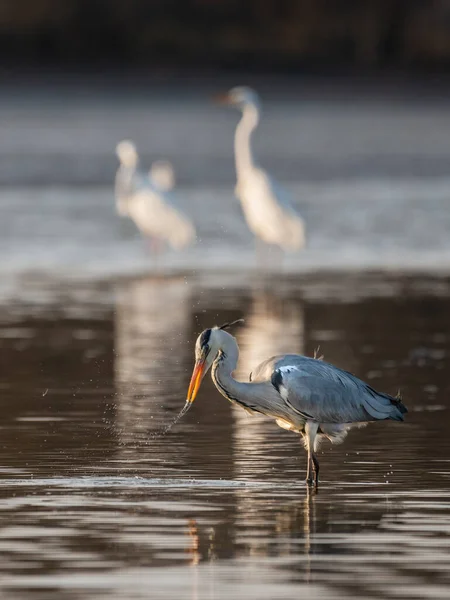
[304,421,319,486]
[305,456,313,486]
[312,453,320,487]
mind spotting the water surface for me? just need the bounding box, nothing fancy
[0,274,449,599]
[1,82,450,598]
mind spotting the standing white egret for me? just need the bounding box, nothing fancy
[115,140,196,252]
[216,87,305,252]
[182,320,407,486]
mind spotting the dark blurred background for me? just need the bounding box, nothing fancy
[1,0,450,72]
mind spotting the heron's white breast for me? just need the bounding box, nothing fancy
[275,418,303,433]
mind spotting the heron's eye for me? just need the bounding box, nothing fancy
[199,329,211,348]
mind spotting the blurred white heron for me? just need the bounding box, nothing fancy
[216,87,305,253]
[115,140,196,252]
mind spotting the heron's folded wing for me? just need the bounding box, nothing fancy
[254,354,405,423]
[280,371,404,423]
[280,374,372,423]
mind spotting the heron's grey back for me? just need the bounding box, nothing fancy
[251,354,406,424]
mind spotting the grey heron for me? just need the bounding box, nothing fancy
[115,140,196,252]
[183,320,407,486]
[215,87,305,253]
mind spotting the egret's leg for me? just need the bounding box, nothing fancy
[271,245,284,272]
[255,237,266,271]
[144,237,153,253]
[147,237,164,272]
[304,421,319,486]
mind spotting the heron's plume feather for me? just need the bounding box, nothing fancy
[218,318,245,331]
[313,346,324,361]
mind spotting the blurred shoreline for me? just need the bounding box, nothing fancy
[2,72,450,185]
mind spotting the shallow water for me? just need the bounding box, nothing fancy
[1,274,449,599]
[3,178,450,290]
[1,82,450,598]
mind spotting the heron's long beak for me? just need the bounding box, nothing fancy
[186,358,207,403]
[212,92,231,105]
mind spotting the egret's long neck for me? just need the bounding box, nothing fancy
[234,103,259,180]
[115,164,134,207]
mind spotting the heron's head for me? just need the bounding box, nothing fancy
[186,319,244,403]
[214,86,260,110]
[116,140,139,168]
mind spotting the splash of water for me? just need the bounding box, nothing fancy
[152,401,192,437]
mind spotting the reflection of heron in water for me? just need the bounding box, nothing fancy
[115,140,196,256]
[114,276,191,442]
[272,487,317,583]
[186,519,200,566]
[233,293,305,480]
[185,488,316,583]
[185,518,219,600]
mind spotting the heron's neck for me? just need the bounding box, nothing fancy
[234,103,259,180]
[211,344,267,415]
[211,341,292,419]
[211,344,248,404]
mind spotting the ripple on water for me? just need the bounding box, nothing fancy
[1,266,450,599]
[0,476,277,490]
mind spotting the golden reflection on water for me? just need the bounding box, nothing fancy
[235,292,305,380]
[228,291,307,569]
[233,291,305,478]
[114,276,191,440]
[187,518,200,566]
